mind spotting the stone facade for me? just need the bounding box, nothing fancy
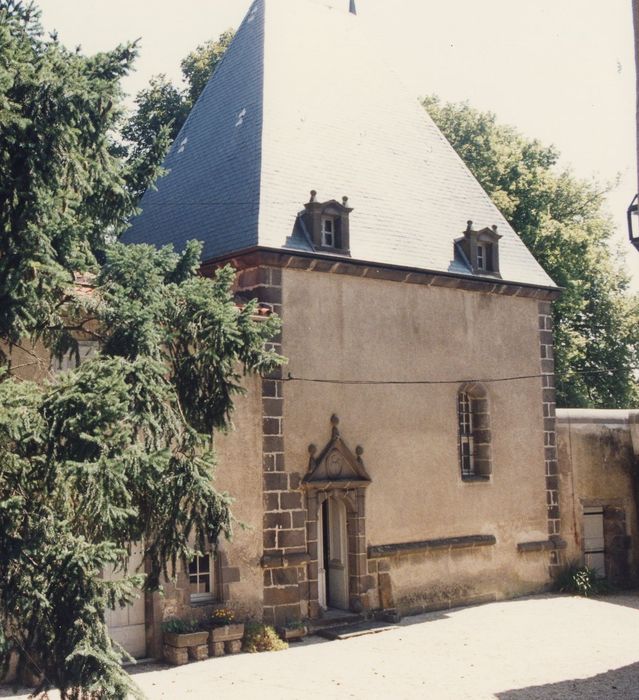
[176,251,563,630]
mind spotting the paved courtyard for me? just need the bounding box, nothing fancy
[3,593,639,699]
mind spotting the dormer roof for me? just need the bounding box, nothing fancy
[122,0,556,290]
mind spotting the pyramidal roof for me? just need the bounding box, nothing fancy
[123,0,555,289]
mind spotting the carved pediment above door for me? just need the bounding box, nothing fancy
[302,415,371,490]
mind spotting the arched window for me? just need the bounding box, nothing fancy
[457,383,492,481]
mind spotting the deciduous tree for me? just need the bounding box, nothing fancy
[423,96,639,407]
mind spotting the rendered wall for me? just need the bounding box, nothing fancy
[147,373,264,657]
[557,409,638,585]
[282,268,552,613]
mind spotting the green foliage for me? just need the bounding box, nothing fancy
[0,10,280,696]
[180,30,234,104]
[0,243,282,697]
[242,623,288,653]
[161,618,202,634]
[0,0,167,355]
[554,562,610,597]
[423,96,639,408]
[122,30,234,163]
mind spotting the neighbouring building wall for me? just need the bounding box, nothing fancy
[0,340,54,383]
[557,409,639,586]
[146,373,264,658]
[258,266,558,621]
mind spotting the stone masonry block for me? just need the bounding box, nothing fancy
[264,472,288,491]
[188,644,209,661]
[292,510,307,528]
[272,567,299,586]
[263,586,300,606]
[210,641,225,657]
[278,528,306,549]
[264,511,291,530]
[263,417,282,435]
[280,491,303,510]
[164,645,188,666]
[225,640,242,655]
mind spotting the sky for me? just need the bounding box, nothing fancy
[35,0,639,287]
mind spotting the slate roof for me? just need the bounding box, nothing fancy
[123,0,556,289]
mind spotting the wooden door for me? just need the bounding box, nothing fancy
[104,543,146,658]
[326,497,349,610]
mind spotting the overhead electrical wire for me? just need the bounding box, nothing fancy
[283,367,630,386]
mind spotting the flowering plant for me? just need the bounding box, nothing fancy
[210,607,235,627]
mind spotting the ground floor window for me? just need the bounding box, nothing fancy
[188,553,216,602]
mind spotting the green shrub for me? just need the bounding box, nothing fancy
[161,617,202,634]
[554,562,610,597]
[242,623,288,653]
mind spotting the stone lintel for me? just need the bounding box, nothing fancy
[302,479,371,491]
[368,534,496,559]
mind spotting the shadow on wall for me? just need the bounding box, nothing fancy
[496,660,639,700]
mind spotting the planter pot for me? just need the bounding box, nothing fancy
[164,631,209,648]
[209,623,245,657]
[277,625,307,641]
[209,623,245,643]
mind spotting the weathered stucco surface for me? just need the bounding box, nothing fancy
[147,374,264,657]
[557,410,639,584]
[213,372,264,610]
[282,268,551,611]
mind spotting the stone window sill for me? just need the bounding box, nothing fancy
[461,475,491,483]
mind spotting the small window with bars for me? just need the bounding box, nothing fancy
[458,391,475,477]
[188,553,215,602]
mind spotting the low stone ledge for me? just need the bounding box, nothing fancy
[517,537,567,553]
[368,534,496,559]
[261,552,311,569]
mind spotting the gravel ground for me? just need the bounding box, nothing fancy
[3,593,639,699]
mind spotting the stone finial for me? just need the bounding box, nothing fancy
[466,220,474,233]
[309,189,317,203]
[331,414,340,439]
[492,224,498,233]
[342,196,349,207]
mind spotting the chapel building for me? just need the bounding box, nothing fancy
[122,0,564,657]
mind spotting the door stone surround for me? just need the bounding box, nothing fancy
[302,415,371,617]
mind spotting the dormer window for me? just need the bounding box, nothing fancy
[455,221,502,277]
[302,191,353,255]
[321,216,335,247]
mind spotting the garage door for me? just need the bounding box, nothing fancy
[104,543,146,658]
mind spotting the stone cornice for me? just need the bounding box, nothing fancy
[202,247,562,301]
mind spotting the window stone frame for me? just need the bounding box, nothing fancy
[457,382,492,481]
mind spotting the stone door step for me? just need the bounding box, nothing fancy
[308,612,365,633]
[316,621,398,640]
